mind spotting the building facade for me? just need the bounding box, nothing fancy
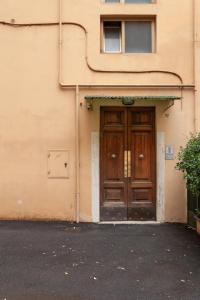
[0,0,200,222]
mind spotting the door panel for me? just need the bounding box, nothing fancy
[100,107,156,221]
[103,132,124,180]
[132,132,151,180]
[128,108,156,221]
[100,107,127,221]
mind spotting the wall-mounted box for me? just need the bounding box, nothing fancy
[47,150,69,178]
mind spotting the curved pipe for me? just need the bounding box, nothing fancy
[193,0,199,132]
[58,19,184,85]
[0,20,183,85]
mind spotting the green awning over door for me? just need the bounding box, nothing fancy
[85,95,181,106]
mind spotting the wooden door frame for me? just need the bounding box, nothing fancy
[99,106,157,221]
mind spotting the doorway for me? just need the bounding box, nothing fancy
[100,107,156,221]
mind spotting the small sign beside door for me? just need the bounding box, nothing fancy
[165,145,174,160]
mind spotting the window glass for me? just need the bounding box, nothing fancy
[104,22,121,52]
[125,0,152,3]
[125,21,152,53]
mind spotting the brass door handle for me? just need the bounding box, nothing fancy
[128,150,131,178]
[124,150,128,178]
[124,150,131,178]
[139,154,144,159]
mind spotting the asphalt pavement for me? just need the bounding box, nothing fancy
[0,221,199,300]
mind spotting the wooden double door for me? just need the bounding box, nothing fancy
[100,107,156,221]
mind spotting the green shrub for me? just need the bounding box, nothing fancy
[176,133,200,201]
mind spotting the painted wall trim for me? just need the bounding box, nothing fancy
[156,132,166,222]
[91,132,100,222]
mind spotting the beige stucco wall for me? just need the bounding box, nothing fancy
[0,25,76,220]
[0,0,199,222]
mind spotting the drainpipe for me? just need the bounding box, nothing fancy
[193,0,200,132]
[59,0,80,222]
[59,0,63,85]
[75,85,80,223]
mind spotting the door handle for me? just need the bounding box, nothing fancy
[124,150,128,178]
[124,150,131,178]
[127,150,131,178]
[111,153,117,159]
[139,154,144,160]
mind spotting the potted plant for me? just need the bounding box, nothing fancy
[195,209,200,234]
[176,133,200,233]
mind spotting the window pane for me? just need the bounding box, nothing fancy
[105,0,120,2]
[125,0,152,3]
[104,22,121,52]
[125,21,152,53]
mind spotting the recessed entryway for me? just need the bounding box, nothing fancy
[100,107,156,221]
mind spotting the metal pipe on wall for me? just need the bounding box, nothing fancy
[75,85,80,223]
[57,0,191,89]
[59,0,63,86]
[0,15,194,89]
[193,0,200,132]
[59,0,80,222]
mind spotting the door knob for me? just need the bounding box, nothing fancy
[111,153,117,159]
[139,154,144,159]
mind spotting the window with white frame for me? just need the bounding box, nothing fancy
[103,20,155,53]
[105,0,153,3]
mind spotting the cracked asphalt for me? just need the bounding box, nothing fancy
[0,222,199,300]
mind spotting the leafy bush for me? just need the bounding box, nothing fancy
[176,133,200,199]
